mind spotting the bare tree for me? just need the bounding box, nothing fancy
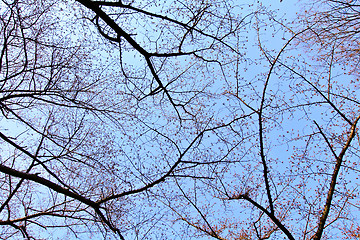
[0,0,359,239]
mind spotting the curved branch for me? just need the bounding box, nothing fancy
[312,114,360,240]
[229,194,295,240]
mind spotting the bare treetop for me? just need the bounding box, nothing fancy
[0,0,359,239]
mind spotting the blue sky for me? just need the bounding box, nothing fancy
[1,0,359,239]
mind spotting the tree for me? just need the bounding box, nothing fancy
[298,0,360,74]
[0,0,359,239]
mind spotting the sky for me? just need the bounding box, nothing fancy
[1,0,360,239]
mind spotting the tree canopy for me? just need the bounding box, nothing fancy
[0,0,359,239]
